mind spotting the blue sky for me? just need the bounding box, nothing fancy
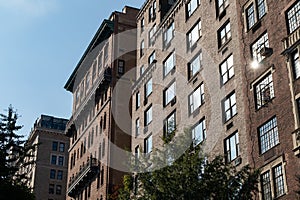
[0,0,142,137]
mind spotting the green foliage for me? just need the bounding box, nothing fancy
[0,105,35,199]
[118,129,259,200]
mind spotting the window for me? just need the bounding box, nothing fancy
[188,52,202,79]
[140,40,144,57]
[58,156,64,166]
[144,106,153,126]
[163,52,176,76]
[118,60,125,74]
[52,142,58,151]
[217,0,229,15]
[257,0,266,19]
[246,4,255,29]
[140,65,145,76]
[189,83,205,114]
[136,118,140,137]
[145,134,153,154]
[192,118,206,146]
[148,51,156,65]
[104,44,108,58]
[251,32,269,62]
[135,146,140,163]
[220,54,234,84]
[59,143,65,152]
[223,92,237,121]
[57,170,63,180]
[261,171,272,200]
[51,155,57,165]
[164,111,176,137]
[292,50,300,79]
[254,73,274,109]
[149,1,156,21]
[187,0,200,18]
[163,22,174,47]
[102,139,105,157]
[261,163,285,199]
[164,81,176,106]
[273,164,285,197]
[259,117,279,154]
[56,185,62,195]
[149,24,157,45]
[225,131,239,163]
[187,20,201,49]
[145,78,153,98]
[245,0,266,30]
[218,21,231,47]
[287,1,300,33]
[136,92,140,109]
[98,52,103,72]
[50,169,56,179]
[49,184,54,194]
[141,18,145,33]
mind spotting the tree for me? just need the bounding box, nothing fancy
[0,105,35,200]
[118,129,259,200]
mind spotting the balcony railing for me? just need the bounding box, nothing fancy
[292,128,300,156]
[67,157,99,197]
[282,27,300,53]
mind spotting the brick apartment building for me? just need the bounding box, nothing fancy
[20,115,69,200]
[64,6,139,200]
[131,0,300,200]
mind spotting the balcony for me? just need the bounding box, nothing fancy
[282,27,300,54]
[67,157,99,198]
[292,128,300,156]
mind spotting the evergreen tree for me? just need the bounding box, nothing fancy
[118,129,259,200]
[0,105,35,200]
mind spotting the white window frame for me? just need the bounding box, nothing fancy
[217,0,229,15]
[163,22,175,47]
[187,20,201,49]
[164,81,176,106]
[145,106,153,126]
[192,118,206,146]
[145,78,153,98]
[136,118,140,137]
[164,111,176,137]
[223,92,237,121]
[188,52,202,79]
[163,52,176,76]
[187,0,200,18]
[189,83,205,114]
[225,131,239,163]
[145,134,153,154]
[218,21,231,47]
[251,32,269,62]
[220,54,234,84]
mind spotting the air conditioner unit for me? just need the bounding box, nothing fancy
[260,47,273,57]
[144,98,148,106]
[144,126,148,134]
[262,87,271,104]
[234,157,242,166]
[171,97,176,106]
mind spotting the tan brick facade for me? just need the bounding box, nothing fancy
[64,6,139,200]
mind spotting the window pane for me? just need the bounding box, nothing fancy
[287,1,300,33]
[273,164,285,197]
[259,117,279,153]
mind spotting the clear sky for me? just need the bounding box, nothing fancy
[0,0,142,137]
